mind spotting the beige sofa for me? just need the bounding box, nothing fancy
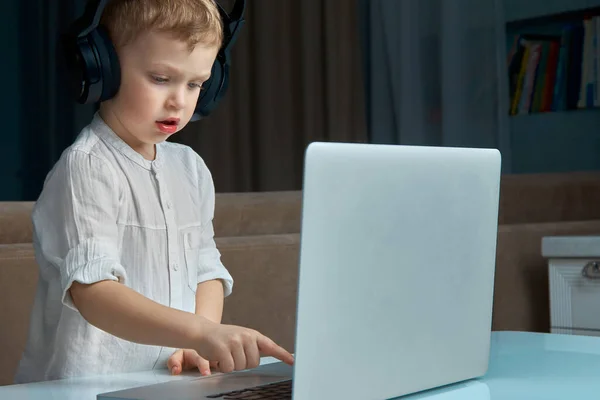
[2,172,600,386]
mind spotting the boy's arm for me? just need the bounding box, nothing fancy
[195,279,225,323]
[70,280,204,349]
[71,279,295,371]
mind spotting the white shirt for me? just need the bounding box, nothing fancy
[14,113,233,384]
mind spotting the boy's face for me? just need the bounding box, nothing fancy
[99,30,219,159]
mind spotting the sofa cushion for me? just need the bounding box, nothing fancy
[219,234,299,352]
[0,244,38,386]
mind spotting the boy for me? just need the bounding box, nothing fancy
[14,0,293,384]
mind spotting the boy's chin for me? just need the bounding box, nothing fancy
[150,129,179,141]
[148,135,172,144]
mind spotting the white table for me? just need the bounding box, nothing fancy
[0,358,280,400]
[3,331,600,399]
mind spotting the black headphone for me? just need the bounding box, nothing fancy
[62,0,246,120]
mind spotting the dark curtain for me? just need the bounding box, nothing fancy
[358,0,511,172]
[18,0,96,200]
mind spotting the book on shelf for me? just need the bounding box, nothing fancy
[507,15,600,115]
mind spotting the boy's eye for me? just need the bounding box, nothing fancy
[188,82,202,90]
[152,75,168,83]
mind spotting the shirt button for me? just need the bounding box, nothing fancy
[172,263,178,271]
[166,201,172,209]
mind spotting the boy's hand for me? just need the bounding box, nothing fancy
[194,319,294,373]
[168,349,218,376]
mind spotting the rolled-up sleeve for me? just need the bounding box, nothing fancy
[33,150,127,311]
[196,157,234,296]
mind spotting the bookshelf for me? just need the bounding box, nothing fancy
[504,0,600,173]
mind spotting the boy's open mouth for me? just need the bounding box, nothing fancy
[156,118,180,134]
[157,119,178,126]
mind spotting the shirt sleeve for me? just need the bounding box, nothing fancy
[32,149,127,311]
[196,156,234,296]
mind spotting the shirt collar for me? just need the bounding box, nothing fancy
[90,112,163,171]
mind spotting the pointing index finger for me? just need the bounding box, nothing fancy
[257,336,295,366]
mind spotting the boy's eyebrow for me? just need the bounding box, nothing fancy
[151,62,211,81]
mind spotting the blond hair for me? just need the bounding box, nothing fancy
[100,0,223,50]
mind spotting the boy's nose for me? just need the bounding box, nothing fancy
[167,89,186,110]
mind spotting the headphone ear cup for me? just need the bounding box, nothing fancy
[62,34,92,104]
[194,55,228,120]
[89,26,121,102]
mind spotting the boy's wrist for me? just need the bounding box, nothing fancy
[183,314,211,349]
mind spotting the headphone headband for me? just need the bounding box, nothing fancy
[217,0,246,46]
[76,0,109,37]
[64,0,246,120]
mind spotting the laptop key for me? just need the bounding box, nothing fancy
[207,379,292,399]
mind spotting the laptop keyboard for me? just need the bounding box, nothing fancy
[206,379,292,399]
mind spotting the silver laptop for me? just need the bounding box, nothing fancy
[98,142,501,400]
